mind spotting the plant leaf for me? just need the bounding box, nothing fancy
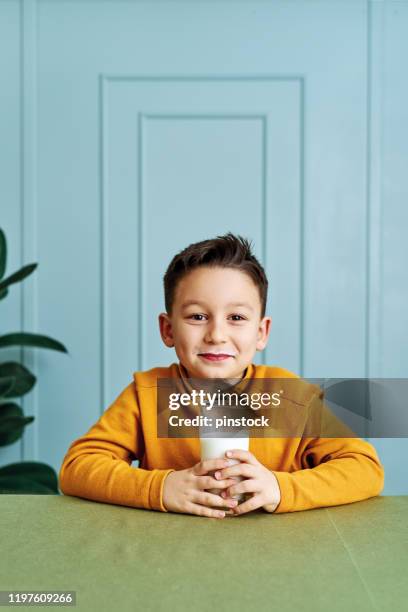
[0,333,68,353]
[0,362,36,398]
[0,287,9,300]
[0,461,59,493]
[0,477,57,494]
[0,402,23,417]
[0,402,34,446]
[0,376,16,398]
[0,263,38,292]
[0,228,6,280]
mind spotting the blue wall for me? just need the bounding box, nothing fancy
[1,0,407,493]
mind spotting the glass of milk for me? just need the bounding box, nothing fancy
[199,432,249,502]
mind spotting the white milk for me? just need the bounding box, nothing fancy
[200,435,249,502]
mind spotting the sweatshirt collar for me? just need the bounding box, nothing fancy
[177,361,254,380]
[170,361,256,395]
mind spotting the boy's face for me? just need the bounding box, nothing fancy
[159,266,272,380]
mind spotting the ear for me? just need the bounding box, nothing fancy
[158,312,174,347]
[256,316,272,351]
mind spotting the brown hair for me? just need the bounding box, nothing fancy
[163,232,268,318]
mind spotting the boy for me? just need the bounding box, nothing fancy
[59,233,384,518]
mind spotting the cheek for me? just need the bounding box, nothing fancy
[240,326,260,344]
[177,325,201,345]
[236,323,256,335]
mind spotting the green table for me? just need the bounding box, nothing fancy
[1,495,407,611]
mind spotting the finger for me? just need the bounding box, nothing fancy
[230,494,263,516]
[214,463,255,480]
[193,458,235,476]
[219,476,241,497]
[188,503,227,519]
[196,491,239,512]
[223,505,246,517]
[198,476,238,490]
[224,449,259,465]
[221,478,257,499]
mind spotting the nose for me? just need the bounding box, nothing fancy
[204,318,227,344]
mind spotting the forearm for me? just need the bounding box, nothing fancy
[59,453,175,512]
[272,451,384,513]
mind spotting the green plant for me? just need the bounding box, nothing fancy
[0,227,68,493]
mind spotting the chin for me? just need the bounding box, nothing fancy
[198,364,239,377]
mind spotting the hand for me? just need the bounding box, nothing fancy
[214,449,281,516]
[162,458,242,519]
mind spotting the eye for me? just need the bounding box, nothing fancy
[188,314,207,321]
[186,313,246,322]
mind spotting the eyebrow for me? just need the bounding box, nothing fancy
[181,300,254,312]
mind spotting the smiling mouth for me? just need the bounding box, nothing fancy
[198,353,234,361]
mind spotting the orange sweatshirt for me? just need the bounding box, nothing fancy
[58,362,384,513]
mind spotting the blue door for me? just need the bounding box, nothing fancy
[1,0,407,493]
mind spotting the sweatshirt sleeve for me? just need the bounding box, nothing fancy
[58,381,175,512]
[272,390,385,513]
